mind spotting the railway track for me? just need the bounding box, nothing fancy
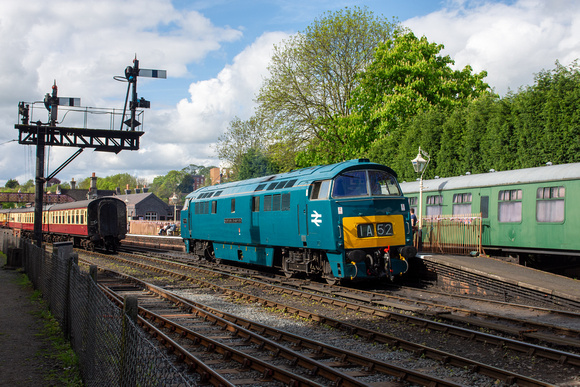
[97,269,462,386]
[78,250,576,385]
[119,247,580,349]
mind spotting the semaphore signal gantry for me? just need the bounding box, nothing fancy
[14,57,166,246]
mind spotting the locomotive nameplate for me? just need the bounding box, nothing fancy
[224,218,242,223]
[357,222,393,238]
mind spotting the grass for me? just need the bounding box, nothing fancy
[11,262,84,386]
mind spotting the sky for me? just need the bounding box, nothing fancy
[1,0,580,190]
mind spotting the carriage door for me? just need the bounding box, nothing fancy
[480,188,491,246]
[98,201,118,236]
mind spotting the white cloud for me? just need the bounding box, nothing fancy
[405,0,580,94]
[0,0,244,185]
[157,31,289,148]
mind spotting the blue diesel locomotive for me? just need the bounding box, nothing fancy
[181,159,417,284]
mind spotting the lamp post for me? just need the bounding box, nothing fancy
[170,193,178,222]
[411,146,430,233]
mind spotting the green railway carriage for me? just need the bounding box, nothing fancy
[399,163,580,265]
[181,159,417,284]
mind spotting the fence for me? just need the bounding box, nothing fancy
[0,230,192,386]
[419,214,483,256]
[129,220,180,236]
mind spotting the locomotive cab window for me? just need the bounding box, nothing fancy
[536,186,565,223]
[368,170,400,196]
[498,189,522,223]
[252,196,260,212]
[311,180,331,200]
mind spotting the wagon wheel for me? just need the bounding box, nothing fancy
[323,260,340,286]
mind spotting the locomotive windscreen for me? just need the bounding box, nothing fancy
[332,170,401,198]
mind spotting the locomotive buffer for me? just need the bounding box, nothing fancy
[15,59,166,246]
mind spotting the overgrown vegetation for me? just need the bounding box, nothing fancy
[0,252,83,386]
[216,7,580,181]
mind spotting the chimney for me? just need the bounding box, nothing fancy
[89,172,98,198]
[70,178,76,190]
[143,186,149,193]
[135,186,141,194]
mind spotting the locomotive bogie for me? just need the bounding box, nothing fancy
[182,159,417,283]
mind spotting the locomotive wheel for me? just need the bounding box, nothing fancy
[323,260,340,286]
[282,259,294,278]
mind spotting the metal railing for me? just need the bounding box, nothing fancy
[0,230,192,386]
[419,214,484,256]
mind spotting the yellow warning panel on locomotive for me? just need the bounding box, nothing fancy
[342,215,405,249]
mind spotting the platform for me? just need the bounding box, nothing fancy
[418,253,580,304]
[122,234,185,251]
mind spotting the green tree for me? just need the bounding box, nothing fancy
[215,116,270,175]
[340,31,491,168]
[257,6,400,168]
[5,179,19,189]
[21,179,34,192]
[237,148,279,180]
[97,173,138,191]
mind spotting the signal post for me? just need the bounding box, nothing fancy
[15,59,165,246]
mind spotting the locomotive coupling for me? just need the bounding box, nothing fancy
[400,245,417,259]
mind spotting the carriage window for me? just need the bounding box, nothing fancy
[426,195,443,217]
[211,200,217,214]
[537,186,564,223]
[408,196,418,214]
[311,180,331,200]
[231,198,235,213]
[480,196,489,219]
[452,192,472,215]
[264,195,272,211]
[498,189,522,223]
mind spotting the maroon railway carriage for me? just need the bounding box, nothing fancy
[0,197,127,251]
